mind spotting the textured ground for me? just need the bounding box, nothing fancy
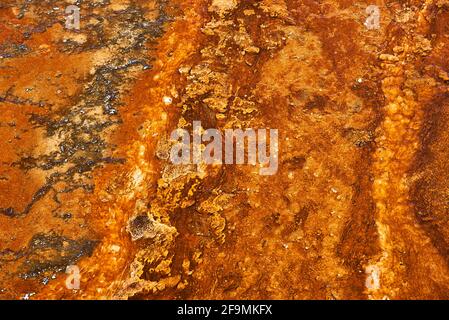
[1,0,449,300]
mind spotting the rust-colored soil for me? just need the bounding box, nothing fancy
[1,0,449,300]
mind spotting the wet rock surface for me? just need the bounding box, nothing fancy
[0,0,449,300]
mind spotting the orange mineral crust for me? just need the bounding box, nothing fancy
[1,0,449,300]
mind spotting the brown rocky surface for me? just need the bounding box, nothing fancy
[0,0,449,300]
